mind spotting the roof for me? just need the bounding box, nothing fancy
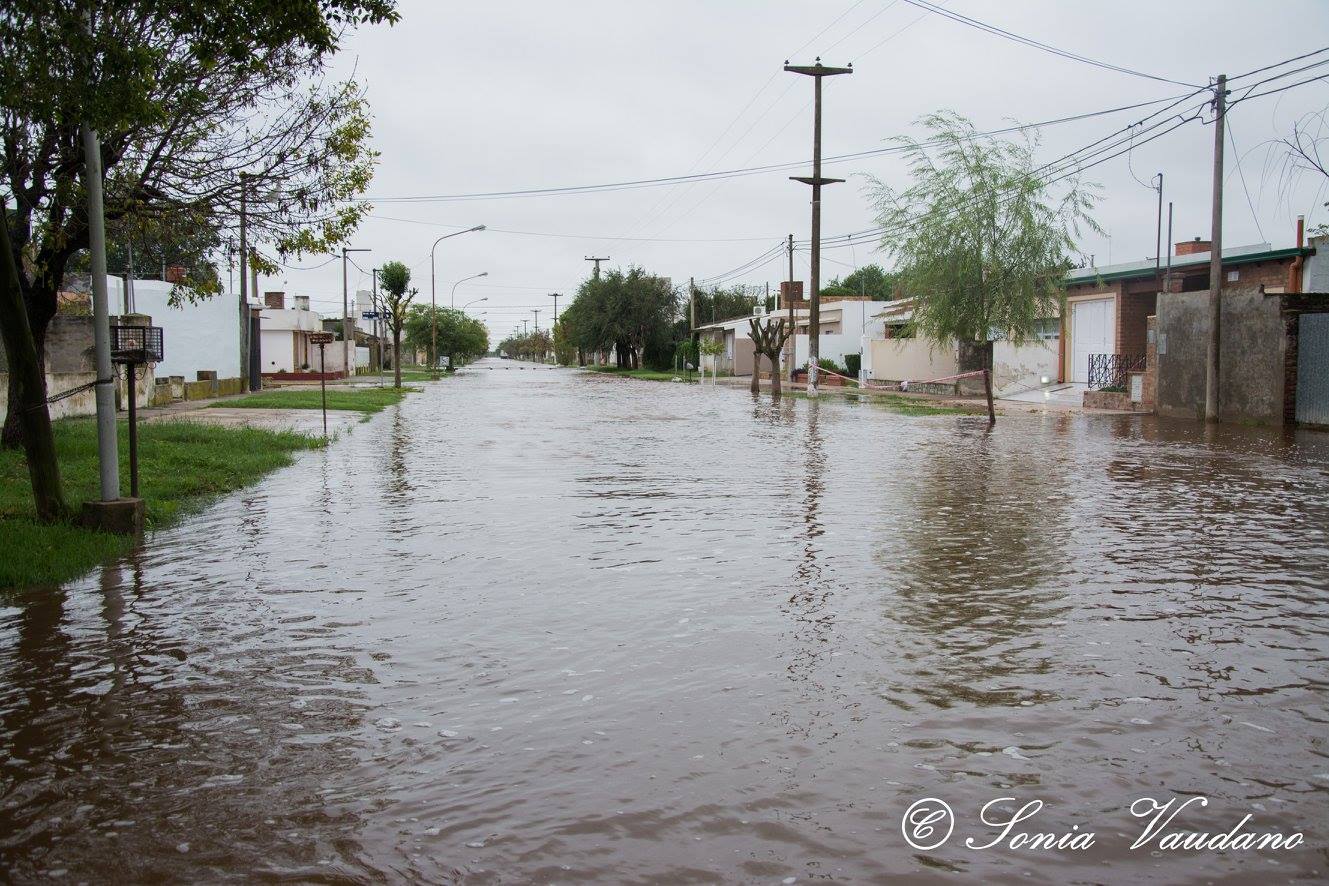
[694,310,807,332]
[1064,242,1309,286]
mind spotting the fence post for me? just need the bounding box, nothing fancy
[984,368,996,425]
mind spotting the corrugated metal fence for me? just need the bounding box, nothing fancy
[1296,313,1329,426]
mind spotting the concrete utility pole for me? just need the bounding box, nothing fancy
[1205,74,1227,424]
[585,256,609,278]
[238,173,249,388]
[533,308,541,333]
[82,118,120,506]
[342,247,370,377]
[786,58,852,397]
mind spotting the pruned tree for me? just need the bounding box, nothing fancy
[866,111,1100,370]
[1,0,397,449]
[378,261,415,388]
[748,316,792,397]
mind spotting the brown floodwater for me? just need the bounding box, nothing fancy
[2,360,1327,883]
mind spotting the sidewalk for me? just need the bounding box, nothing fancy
[138,390,364,435]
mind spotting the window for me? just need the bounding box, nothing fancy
[1034,318,1060,341]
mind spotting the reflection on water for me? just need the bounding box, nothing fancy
[2,360,1328,882]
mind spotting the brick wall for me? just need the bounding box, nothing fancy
[1117,291,1156,357]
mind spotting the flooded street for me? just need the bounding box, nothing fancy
[2,360,1328,883]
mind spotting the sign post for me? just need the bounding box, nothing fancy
[310,331,335,439]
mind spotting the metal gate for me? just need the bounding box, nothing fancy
[1297,313,1329,426]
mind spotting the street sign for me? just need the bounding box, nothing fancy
[310,331,335,344]
[361,311,379,320]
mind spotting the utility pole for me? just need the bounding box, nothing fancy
[549,292,561,326]
[82,113,121,508]
[585,256,609,278]
[1205,74,1227,424]
[1153,172,1163,279]
[342,247,370,379]
[786,233,795,381]
[533,308,541,333]
[786,58,852,397]
[372,267,382,381]
[689,277,697,348]
[238,173,249,389]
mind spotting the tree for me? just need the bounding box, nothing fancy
[1,0,396,448]
[827,264,899,301]
[1275,108,1329,236]
[378,261,416,388]
[66,208,225,303]
[404,304,488,369]
[565,267,679,369]
[867,111,1099,369]
[0,210,66,520]
[748,316,792,397]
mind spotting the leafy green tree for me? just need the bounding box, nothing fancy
[826,264,899,301]
[692,285,757,325]
[404,305,488,369]
[867,111,1100,367]
[67,208,224,302]
[566,267,678,369]
[1,0,396,449]
[378,261,416,387]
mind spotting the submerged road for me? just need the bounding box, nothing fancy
[2,359,1328,882]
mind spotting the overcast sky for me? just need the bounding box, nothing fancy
[264,0,1329,341]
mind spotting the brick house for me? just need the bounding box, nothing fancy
[1059,238,1310,385]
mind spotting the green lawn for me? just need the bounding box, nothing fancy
[581,365,697,383]
[0,419,324,590]
[216,386,419,414]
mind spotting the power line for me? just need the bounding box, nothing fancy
[897,0,1201,88]
[361,92,1195,204]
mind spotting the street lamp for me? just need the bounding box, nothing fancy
[451,272,488,308]
[462,296,488,310]
[430,225,485,375]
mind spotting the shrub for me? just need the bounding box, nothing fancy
[844,353,861,377]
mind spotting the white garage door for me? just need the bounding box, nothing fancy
[1070,298,1115,384]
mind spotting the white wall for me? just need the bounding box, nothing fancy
[868,338,958,383]
[992,340,1058,395]
[260,329,295,373]
[106,277,243,381]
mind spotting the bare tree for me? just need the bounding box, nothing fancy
[748,317,792,397]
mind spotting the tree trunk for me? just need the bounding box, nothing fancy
[769,353,782,397]
[0,220,67,520]
[750,355,761,394]
[392,329,402,388]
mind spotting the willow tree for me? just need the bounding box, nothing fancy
[867,111,1100,370]
[1,0,396,451]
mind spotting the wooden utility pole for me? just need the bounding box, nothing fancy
[585,256,609,279]
[786,233,795,381]
[1205,74,1227,423]
[786,59,852,397]
[689,276,697,346]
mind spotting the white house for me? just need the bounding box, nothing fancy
[865,297,1059,395]
[105,276,252,382]
[259,292,329,375]
[790,297,879,375]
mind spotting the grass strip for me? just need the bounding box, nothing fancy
[214,386,418,414]
[0,418,324,590]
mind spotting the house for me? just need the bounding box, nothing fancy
[694,309,793,376]
[788,297,877,373]
[1060,237,1309,386]
[260,292,334,377]
[865,298,1059,395]
[105,276,252,384]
